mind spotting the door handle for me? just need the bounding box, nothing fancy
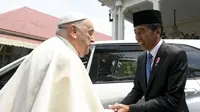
[184,88,198,94]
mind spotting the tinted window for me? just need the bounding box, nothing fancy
[0,66,19,89]
[175,44,200,78]
[114,59,137,79]
[89,44,143,83]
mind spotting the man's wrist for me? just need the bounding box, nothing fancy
[126,105,130,112]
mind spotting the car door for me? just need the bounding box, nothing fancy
[0,56,25,89]
[87,43,143,108]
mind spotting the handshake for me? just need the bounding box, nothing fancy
[104,103,130,112]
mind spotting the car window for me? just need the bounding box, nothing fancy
[174,44,200,78]
[113,59,137,79]
[0,66,19,90]
[89,44,143,83]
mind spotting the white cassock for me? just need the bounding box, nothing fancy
[0,35,113,112]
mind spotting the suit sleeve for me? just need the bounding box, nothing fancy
[121,56,144,104]
[129,50,188,112]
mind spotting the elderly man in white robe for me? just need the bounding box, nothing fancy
[0,12,113,112]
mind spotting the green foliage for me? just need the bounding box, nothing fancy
[115,60,137,77]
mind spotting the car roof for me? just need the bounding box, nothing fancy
[93,39,200,49]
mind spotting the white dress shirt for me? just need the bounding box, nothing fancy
[147,39,163,68]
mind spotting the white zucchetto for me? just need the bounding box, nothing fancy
[58,12,89,26]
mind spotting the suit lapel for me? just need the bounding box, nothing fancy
[147,42,168,91]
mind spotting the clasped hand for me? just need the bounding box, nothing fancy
[109,103,130,112]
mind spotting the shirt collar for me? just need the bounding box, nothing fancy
[147,39,163,57]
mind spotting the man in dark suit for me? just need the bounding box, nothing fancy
[109,10,189,112]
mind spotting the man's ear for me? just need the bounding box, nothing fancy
[70,24,77,39]
[156,28,161,37]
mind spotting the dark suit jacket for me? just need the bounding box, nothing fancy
[121,42,189,112]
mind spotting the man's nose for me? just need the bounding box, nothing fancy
[135,34,141,40]
[90,35,95,43]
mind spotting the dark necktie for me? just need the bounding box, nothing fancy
[146,53,153,83]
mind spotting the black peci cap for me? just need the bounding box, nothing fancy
[132,10,162,27]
